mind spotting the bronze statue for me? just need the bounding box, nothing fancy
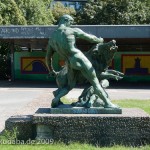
[46,15,123,108]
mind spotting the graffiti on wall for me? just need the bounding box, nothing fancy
[21,57,114,74]
[21,57,48,74]
[57,59,114,70]
[122,54,150,75]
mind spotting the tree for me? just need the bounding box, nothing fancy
[0,0,27,25]
[52,2,76,24]
[76,0,150,25]
[15,0,54,25]
[0,0,54,25]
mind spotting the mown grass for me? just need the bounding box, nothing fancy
[0,99,150,150]
[61,97,150,115]
[0,143,150,150]
[112,99,150,114]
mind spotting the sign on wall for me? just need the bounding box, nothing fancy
[21,57,48,74]
[121,54,150,75]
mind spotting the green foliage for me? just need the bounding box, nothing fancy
[0,143,150,149]
[0,0,27,25]
[52,2,76,24]
[0,41,22,79]
[0,42,11,79]
[0,0,149,25]
[0,0,54,25]
[76,0,150,25]
[15,0,54,25]
[0,127,19,146]
[1,127,19,141]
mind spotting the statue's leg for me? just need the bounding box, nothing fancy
[69,53,118,108]
[72,86,92,107]
[51,87,70,108]
[52,88,64,105]
[51,67,77,108]
[51,66,68,107]
[53,89,60,97]
[80,86,95,108]
[80,66,119,108]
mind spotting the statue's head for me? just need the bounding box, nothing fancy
[58,15,74,27]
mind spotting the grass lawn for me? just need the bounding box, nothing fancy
[112,99,150,114]
[0,100,150,150]
[61,97,150,115]
[0,143,150,150]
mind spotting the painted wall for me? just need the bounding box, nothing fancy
[14,51,63,81]
[115,52,150,82]
[14,51,150,82]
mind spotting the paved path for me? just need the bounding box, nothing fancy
[0,80,150,133]
[0,80,57,133]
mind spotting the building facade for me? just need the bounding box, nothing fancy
[0,25,149,82]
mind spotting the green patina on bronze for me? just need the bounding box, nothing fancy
[46,15,123,108]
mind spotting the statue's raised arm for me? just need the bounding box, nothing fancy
[74,28,104,44]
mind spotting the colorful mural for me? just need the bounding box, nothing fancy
[58,60,114,69]
[122,55,150,75]
[21,57,48,74]
[14,52,150,81]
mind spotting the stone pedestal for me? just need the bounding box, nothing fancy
[33,108,150,146]
[36,124,53,140]
[5,115,34,141]
[5,108,150,146]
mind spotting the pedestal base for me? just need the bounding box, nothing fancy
[5,108,150,146]
[50,107,122,114]
[33,108,150,146]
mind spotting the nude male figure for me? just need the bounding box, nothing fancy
[46,14,118,108]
